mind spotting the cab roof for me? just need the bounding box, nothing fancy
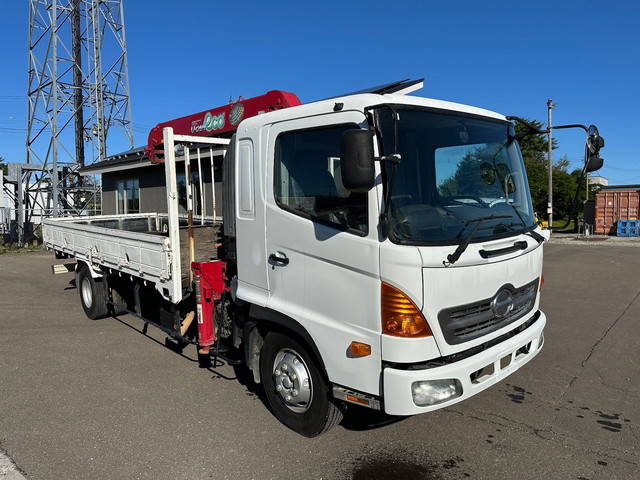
[239,92,507,131]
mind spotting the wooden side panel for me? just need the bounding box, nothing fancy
[179,225,222,285]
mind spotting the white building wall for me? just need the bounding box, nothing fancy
[588,176,609,187]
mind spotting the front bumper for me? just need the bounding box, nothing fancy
[383,311,546,416]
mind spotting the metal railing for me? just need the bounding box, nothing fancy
[0,207,102,243]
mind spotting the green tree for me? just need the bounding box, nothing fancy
[516,119,591,230]
[438,146,498,197]
[514,120,556,218]
[438,145,515,199]
[551,155,580,220]
[0,156,7,175]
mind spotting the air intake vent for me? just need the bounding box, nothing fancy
[438,279,539,344]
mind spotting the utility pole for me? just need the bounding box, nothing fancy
[546,99,555,228]
[586,173,589,201]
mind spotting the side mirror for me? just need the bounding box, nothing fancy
[586,154,604,173]
[479,162,497,185]
[585,125,605,173]
[494,163,516,194]
[505,175,516,194]
[340,129,375,192]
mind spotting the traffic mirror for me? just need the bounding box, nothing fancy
[585,125,605,173]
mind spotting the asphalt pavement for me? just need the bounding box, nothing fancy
[0,244,638,480]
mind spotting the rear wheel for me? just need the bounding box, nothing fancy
[78,266,109,320]
[109,287,128,316]
[260,331,343,437]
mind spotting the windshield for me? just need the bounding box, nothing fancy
[375,107,536,245]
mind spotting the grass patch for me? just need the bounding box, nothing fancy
[0,239,43,255]
[552,218,577,231]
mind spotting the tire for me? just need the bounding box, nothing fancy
[109,287,128,316]
[77,266,109,320]
[260,331,343,437]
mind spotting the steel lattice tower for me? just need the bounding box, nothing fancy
[23,0,133,237]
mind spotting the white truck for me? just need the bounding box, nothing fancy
[44,79,603,436]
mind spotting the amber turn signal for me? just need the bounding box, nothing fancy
[346,395,370,406]
[348,342,372,357]
[539,275,544,290]
[381,282,432,338]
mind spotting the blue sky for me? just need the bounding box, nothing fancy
[1,0,638,184]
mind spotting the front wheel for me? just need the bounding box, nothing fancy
[260,331,343,437]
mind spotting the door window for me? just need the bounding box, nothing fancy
[274,125,368,234]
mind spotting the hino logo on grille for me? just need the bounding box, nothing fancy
[491,289,514,318]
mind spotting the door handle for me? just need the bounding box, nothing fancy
[268,252,290,266]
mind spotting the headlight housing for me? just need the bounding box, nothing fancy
[411,379,463,406]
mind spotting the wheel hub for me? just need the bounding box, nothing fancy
[273,349,312,413]
[81,277,93,308]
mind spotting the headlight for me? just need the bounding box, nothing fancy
[411,379,463,407]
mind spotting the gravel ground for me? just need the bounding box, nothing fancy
[0,246,638,479]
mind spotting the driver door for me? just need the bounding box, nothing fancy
[264,112,382,395]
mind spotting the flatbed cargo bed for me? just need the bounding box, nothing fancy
[43,213,221,301]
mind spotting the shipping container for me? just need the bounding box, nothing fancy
[595,186,640,235]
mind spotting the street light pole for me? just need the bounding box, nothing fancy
[547,99,555,228]
[586,173,589,201]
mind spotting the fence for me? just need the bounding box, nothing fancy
[0,207,9,235]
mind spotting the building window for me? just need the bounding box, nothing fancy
[274,124,368,234]
[116,178,139,214]
[177,171,201,216]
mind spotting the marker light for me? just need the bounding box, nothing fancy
[411,379,462,407]
[381,283,432,338]
[346,395,370,406]
[539,275,544,290]
[348,342,372,357]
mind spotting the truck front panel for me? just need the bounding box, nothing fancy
[383,310,545,415]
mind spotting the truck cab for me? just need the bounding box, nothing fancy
[229,92,545,430]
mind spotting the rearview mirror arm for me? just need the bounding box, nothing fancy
[376,154,402,164]
[506,115,548,136]
[550,123,588,133]
[507,115,589,135]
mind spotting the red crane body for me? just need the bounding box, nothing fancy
[145,90,301,163]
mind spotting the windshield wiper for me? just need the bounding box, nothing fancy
[504,202,546,244]
[495,221,520,233]
[445,215,511,266]
[526,227,545,243]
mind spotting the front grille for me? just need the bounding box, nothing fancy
[438,278,539,344]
